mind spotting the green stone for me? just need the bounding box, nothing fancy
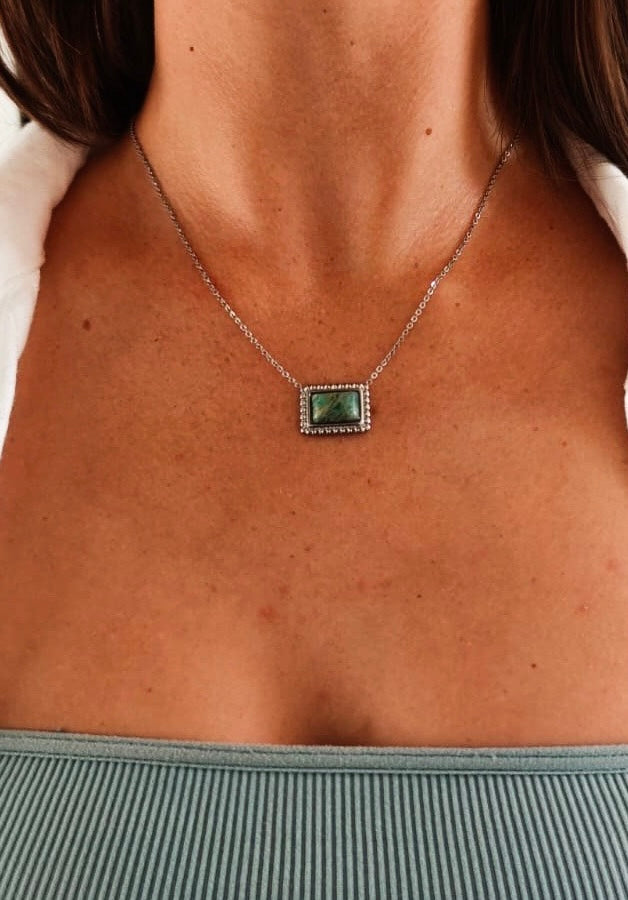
[310,389,361,425]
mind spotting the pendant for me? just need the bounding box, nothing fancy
[300,382,371,435]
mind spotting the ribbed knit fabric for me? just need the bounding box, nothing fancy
[1,730,627,899]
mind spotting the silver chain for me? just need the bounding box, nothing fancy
[129,121,518,391]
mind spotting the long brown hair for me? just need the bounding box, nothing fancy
[0,0,627,176]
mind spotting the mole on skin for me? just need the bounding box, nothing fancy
[258,604,279,622]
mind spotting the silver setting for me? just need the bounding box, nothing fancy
[300,383,371,435]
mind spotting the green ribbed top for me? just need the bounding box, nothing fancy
[1,730,628,899]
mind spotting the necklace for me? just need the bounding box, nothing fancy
[129,122,518,436]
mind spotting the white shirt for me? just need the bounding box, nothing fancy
[1,120,627,460]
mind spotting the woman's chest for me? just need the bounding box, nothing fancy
[1,287,628,747]
[2,175,628,746]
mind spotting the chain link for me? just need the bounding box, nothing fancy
[129,122,518,391]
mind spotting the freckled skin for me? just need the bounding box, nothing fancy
[1,90,628,747]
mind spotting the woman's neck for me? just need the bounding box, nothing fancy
[134,0,512,295]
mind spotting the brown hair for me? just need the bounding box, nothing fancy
[0,1,153,148]
[0,0,627,175]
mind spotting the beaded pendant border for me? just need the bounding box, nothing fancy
[299,383,371,435]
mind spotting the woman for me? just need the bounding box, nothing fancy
[0,0,627,896]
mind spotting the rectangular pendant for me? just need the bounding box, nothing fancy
[300,383,371,435]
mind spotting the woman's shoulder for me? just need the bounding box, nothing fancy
[0,121,87,291]
[0,121,87,459]
[0,121,87,344]
[564,134,628,263]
